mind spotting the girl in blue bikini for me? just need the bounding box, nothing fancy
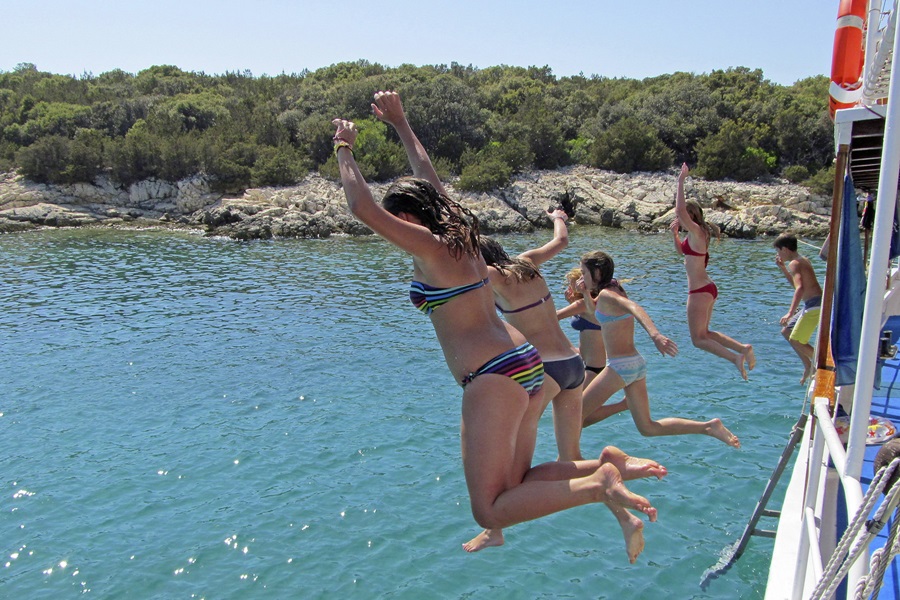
[673,163,755,380]
[333,91,658,561]
[578,251,741,449]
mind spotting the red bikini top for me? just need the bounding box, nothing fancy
[681,236,709,267]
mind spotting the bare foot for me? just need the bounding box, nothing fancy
[800,364,814,385]
[600,446,668,480]
[733,354,748,381]
[743,345,756,371]
[462,528,504,552]
[595,463,657,522]
[707,418,740,448]
[607,504,645,564]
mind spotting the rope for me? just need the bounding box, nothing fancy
[810,457,900,600]
[797,238,824,252]
[856,483,900,599]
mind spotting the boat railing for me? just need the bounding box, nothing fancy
[793,396,868,598]
[862,0,898,104]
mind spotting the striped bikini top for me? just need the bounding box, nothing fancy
[409,278,489,315]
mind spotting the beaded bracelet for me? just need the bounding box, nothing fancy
[334,140,353,155]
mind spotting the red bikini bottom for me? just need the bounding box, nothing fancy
[689,281,718,300]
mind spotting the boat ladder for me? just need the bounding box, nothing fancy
[700,413,808,589]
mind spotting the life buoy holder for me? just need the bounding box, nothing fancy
[829,0,868,119]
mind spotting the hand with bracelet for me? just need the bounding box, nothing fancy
[547,208,568,223]
[331,118,358,155]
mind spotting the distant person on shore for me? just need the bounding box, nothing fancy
[332,90,657,560]
[557,267,608,388]
[672,163,755,380]
[774,233,823,384]
[577,250,741,449]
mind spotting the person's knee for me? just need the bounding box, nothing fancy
[470,503,500,529]
[634,421,657,437]
[689,331,708,347]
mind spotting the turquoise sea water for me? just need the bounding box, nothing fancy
[0,226,818,599]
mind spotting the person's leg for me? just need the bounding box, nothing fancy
[551,385,585,462]
[791,339,814,383]
[624,379,741,448]
[460,374,656,529]
[789,309,820,384]
[703,292,756,370]
[581,367,628,427]
[686,292,750,379]
[465,443,666,553]
[463,380,549,553]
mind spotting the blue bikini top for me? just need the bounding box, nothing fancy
[571,314,602,331]
[594,309,633,325]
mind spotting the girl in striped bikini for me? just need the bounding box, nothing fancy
[332,90,658,562]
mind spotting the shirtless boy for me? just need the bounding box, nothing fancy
[774,233,823,384]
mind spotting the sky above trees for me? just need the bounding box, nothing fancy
[1,0,837,85]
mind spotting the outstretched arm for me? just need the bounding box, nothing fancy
[333,118,438,255]
[674,163,703,239]
[614,294,679,357]
[371,91,448,197]
[557,297,589,320]
[518,209,570,267]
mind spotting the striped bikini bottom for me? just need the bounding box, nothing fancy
[460,343,544,396]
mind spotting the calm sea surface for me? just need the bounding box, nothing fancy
[0,225,819,599]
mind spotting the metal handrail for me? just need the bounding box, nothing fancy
[793,397,868,599]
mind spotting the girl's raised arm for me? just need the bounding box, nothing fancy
[519,209,570,267]
[371,91,448,198]
[333,119,438,255]
[674,163,703,239]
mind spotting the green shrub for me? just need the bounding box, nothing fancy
[457,155,513,192]
[802,164,836,197]
[250,145,309,187]
[695,120,775,181]
[16,135,70,183]
[781,164,810,183]
[590,117,673,173]
[104,120,163,185]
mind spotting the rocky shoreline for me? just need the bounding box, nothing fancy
[0,165,831,240]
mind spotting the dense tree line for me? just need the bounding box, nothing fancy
[0,61,835,195]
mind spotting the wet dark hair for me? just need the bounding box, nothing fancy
[773,233,798,252]
[382,177,480,259]
[581,250,625,295]
[479,236,542,282]
[685,199,721,248]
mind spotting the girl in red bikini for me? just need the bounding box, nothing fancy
[672,163,755,380]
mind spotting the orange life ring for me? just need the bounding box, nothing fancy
[829,0,867,119]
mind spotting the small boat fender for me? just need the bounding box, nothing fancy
[829,0,867,118]
[874,439,900,494]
